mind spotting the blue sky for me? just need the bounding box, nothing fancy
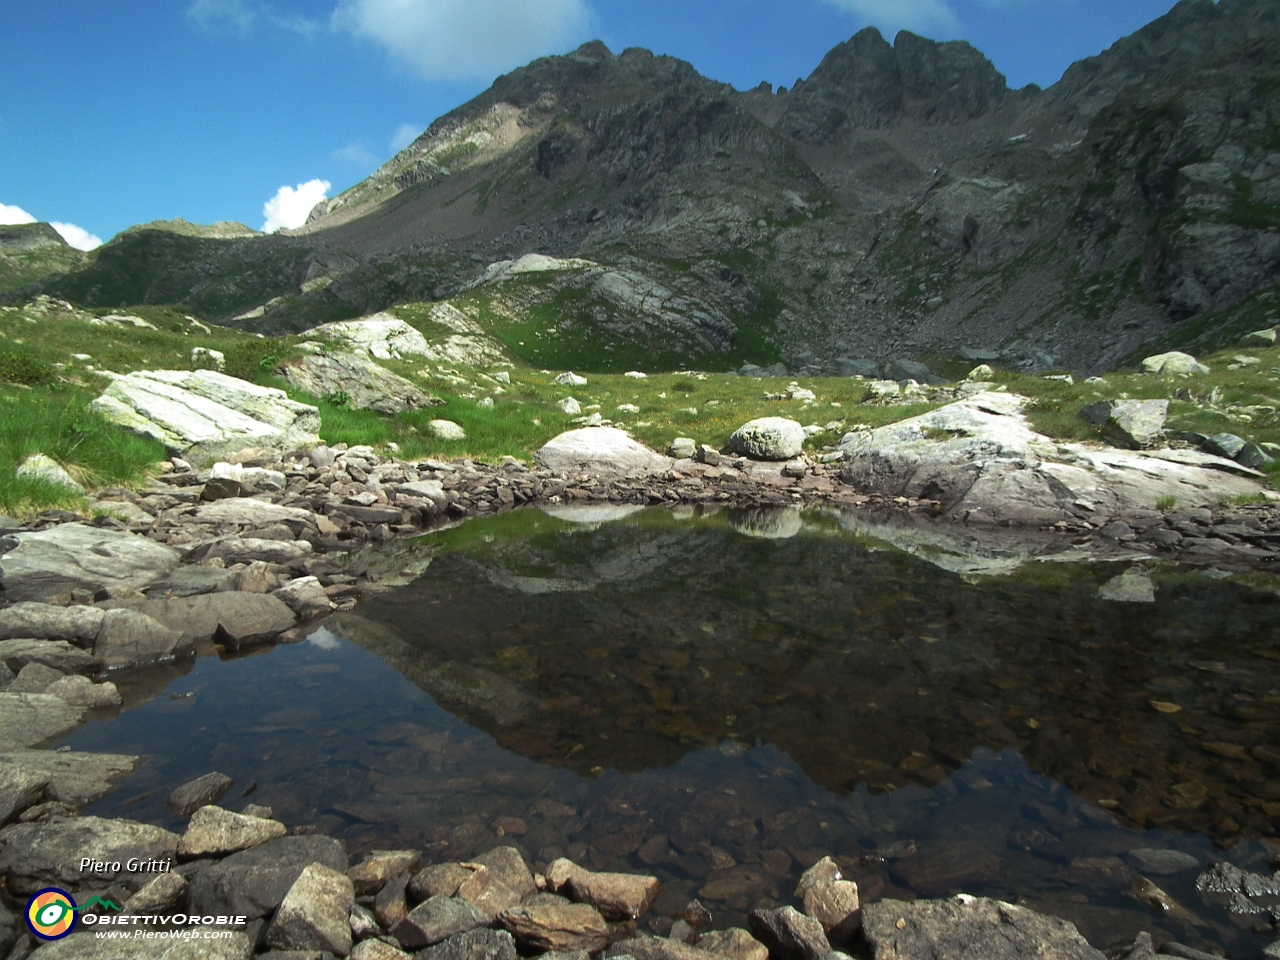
[0,0,1180,249]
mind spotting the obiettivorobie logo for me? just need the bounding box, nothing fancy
[25,889,121,941]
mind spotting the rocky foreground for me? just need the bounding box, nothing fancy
[4,399,1280,955]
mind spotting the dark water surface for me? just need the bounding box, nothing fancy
[65,506,1280,955]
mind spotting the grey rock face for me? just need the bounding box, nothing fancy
[0,815,179,894]
[535,428,673,478]
[728,418,805,460]
[274,577,336,621]
[266,862,355,956]
[187,834,348,919]
[1079,399,1168,448]
[283,351,443,415]
[883,359,935,384]
[859,896,1105,959]
[0,602,105,643]
[0,694,84,751]
[143,564,237,597]
[123,872,187,915]
[0,524,179,602]
[104,592,296,647]
[416,928,519,960]
[8,662,65,694]
[177,805,287,858]
[0,765,50,825]
[747,906,830,960]
[392,896,488,951]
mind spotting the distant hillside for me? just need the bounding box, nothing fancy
[16,0,1280,374]
[0,223,84,293]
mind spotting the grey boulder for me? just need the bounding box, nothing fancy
[283,351,443,415]
[187,834,348,919]
[415,929,518,960]
[94,609,182,667]
[728,419,805,461]
[0,694,84,750]
[859,896,1105,959]
[0,602,105,642]
[535,428,672,478]
[102,592,296,647]
[0,524,179,602]
[747,906,830,960]
[1079,399,1167,449]
[167,771,235,818]
[392,895,488,951]
[0,639,99,675]
[266,862,355,956]
[177,805,287,858]
[0,815,178,894]
[0,751,140,807]
[90,369,320,464]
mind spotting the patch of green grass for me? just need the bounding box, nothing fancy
[1221,492,1270,507]
[0,385,166,515]
[1156,495,1178,512]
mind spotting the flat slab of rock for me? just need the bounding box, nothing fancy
[178,804,287,857]
[0,750,140,806]
[103,592,296,646]
[267,861,354,955]
[546,858,661,920]
[392,895,488,951]
[0,815,178,893]
[728,418,805,461]
[283,351,443,415]
[167,771,235,818]
[30,930,253,959]
[535,428,672,478]
[499,894,609,953]
[194,499,314,526]
[409,862,473,900]
[860,896,1105,959]
[0,764,50,825]
[91,369,320,464]
[0,693,84,750]
[0,602,105,642]
[839,393,1267,525]
[0,524,179,602]
[187,834,348,919]
[0,639,99,675]
[303,315,432,360]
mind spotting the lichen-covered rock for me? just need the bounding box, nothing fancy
[91,369,320,463]
[282,351,444,415]
[0,524,179,602]
[535,428,672,478]
[728,419,805,460]
[1140,351,1210,376]
[303,315,431,360]
[15,455,83,493]
[859,896,1105,959]
[0,815,178,894]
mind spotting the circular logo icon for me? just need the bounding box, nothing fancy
[26,888,77,941]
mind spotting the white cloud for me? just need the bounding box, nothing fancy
[262,179,331,232]
[50,223,104,251]
[332,0,595,81]
[0,203,37,225]
[817,0,960,36]
[333,142,381,169]
[187,0,257,33]
[187,0,321,37]
[389,123,423,155]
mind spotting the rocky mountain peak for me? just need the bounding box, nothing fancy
[774,26,1011,141]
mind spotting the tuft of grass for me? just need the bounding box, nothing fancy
[1156,495,1178,512]
[0,385,167,516]
[1220,492,1270,507]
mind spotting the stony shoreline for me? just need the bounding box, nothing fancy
[3,443,1280,957]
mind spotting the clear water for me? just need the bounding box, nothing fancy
[65,506,1280,955]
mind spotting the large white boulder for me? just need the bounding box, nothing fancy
[838,392,1267,525]
[303,314,430,360]
[1140,351,1210,376]
[535,428,672,478]
[91,370,320,464]
[0,523,180,602]
[728,418,806,461]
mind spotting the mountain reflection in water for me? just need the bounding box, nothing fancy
[68,506,1280,956]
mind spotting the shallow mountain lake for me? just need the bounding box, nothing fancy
[66,505,1280,955]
